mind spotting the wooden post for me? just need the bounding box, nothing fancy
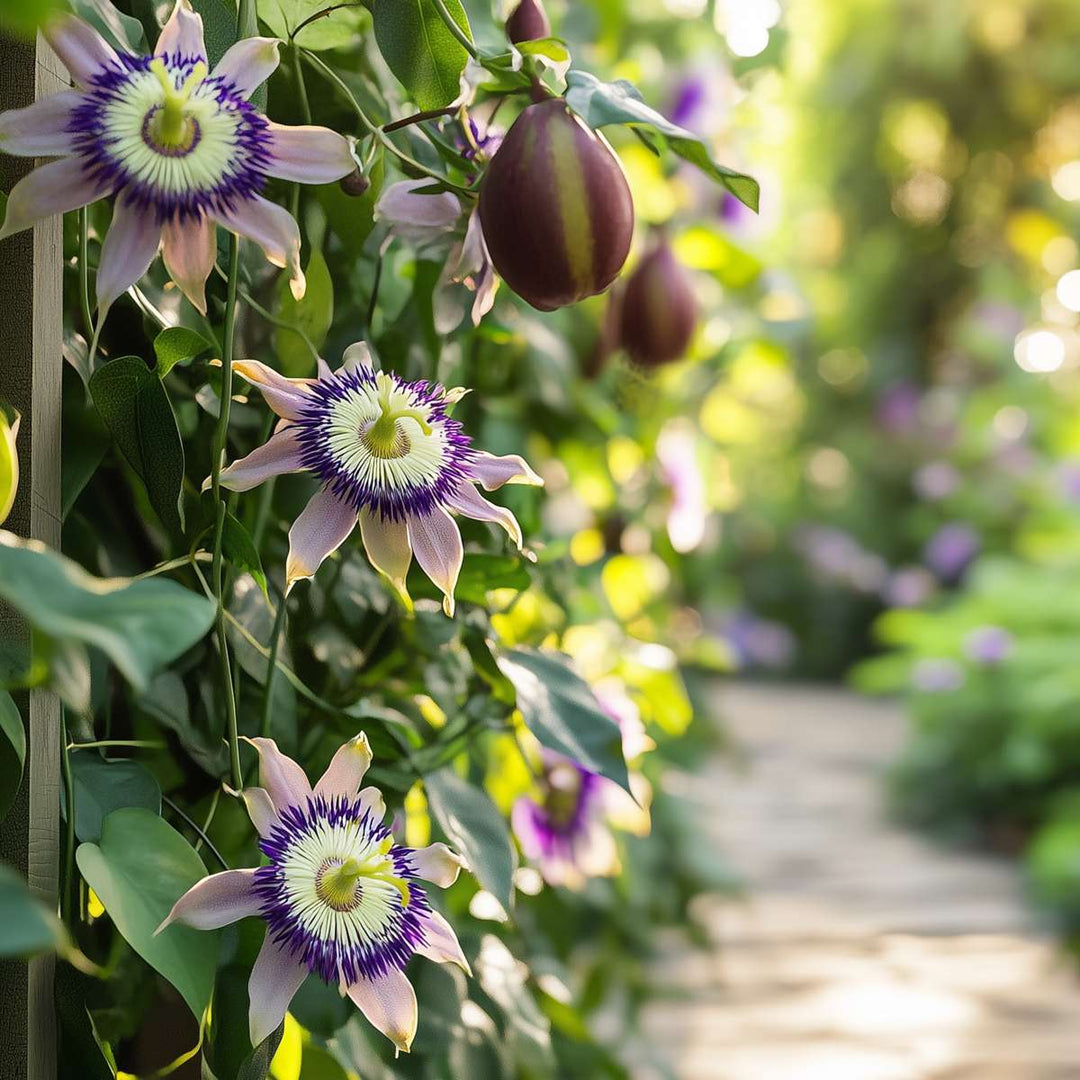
[0,30,65,1080]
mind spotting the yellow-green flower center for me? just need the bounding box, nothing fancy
[147,57,207,151]
[314,837,413,913]
[362,372,432,459]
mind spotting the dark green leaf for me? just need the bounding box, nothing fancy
[0,530,215,693]
[273,248,333,377]
[318,150,385,259]
[190,0,238,70]
[154,326,213,378]
[70,0,146,51]
[223,512,268,600]
[61,395,110,519]
[0,690,25,822]
[236,1021,284,1080]
[76,808,221,1020]
[0,862,66,958]
[56,965,115,1080]
[372,0,473,110]
[425,767,515,909]
[70,754,161,843]
[497,647,631,793]
[90,355,186,534]
[564,70,759,211]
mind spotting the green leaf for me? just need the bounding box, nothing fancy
[76,808,220,1020]
[0,691,25,822]
[190,0,237,68]
[317,150,385,260]
[55,965,115,1080]
[0,530,215,693]
[154,326,213,378]
[223,512,268,600]
[372,0,473,110]
[497,647,631,793]
[90,355,186,534]
[70,0,147,52]
[257,0,367,50]
[0,862,66,958]
[425,768,515,910]
[564,70,760,211]
[237,1021,285,1080]
[273,249,333,377]
[70,754,161,843]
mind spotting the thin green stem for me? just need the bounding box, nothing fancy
[366,249,384,333]
[162,795,229,871]
[430,0,478,59]
[383,107,456,133]
[87,315,105,371]
[78,206,93,342]
[288,1,364,40]
[211,238,244,792]
[259,593,289,740]
[68,739,165,751]
[302,50,474,195]
[60,712,75,926]
[194,788,220,856]
[291,44,313,218]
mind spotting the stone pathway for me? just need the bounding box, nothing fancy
[639,682,1080,1080]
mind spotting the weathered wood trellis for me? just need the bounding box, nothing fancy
[0,30,65,1080]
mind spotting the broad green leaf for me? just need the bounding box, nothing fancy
[190,0,237,68]
[76,808,220,1020]
[90,355,186,534]
[70,754,161,843]
[425,767,515,909]
[0,0,63,36]
[0,862,66,958]
[238,1021,285,1080]
[61,395,109,519]
[475,935,553,1071]
[274,249,333,377]
[154,326,213,378]
[223,512,268,600]
[372,0,473,110]
[0,690,25,821]
[318,150,385,259]
[0,531,215,693]
[70,0,146,52]
[564,70,760,211]
[497,647,631,793]
[257,0,367,50]
[412,553,531,606]
[0,406,18,526]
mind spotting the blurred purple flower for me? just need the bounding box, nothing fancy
[876,382,922,435]
[723,611,796,671]
[657,422,707,554]
[913,461,960,502]
[883,566,936,608]
[924,523,979,583]
[794,525,887,593]
[964,625,1014,666]
[1057,459,1080,504]
[972,301,1024,342]
[911,658,965,693]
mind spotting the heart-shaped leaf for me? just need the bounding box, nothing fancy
[154,326,213,378]
[70,754,161,843]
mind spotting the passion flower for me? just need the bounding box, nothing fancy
[506,0,551,44]
[478,98,634,311]
[158,734,468,1050]
[618,239,698,367]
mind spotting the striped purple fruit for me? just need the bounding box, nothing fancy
[478,98,634,312]
[506,0,550,43]
[618,240,698,367]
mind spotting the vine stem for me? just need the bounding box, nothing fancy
[383,107,456,133]
[302,50,475,196]
[162,795,229,871]
[210,237,244,791]
[60,712,75,926]
[78,206,93,342]
[430,0,478,59]
[259,592,289,740]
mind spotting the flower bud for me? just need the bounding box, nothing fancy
[506,0,550,43]
[339,168,371,197]
[479,98,634,311]
[618,240,697,366]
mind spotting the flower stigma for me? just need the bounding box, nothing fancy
[364,372,434,458]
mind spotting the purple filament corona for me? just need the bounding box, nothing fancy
[254,795,431,986]
[68,52,273,223]
[294,367,476,521]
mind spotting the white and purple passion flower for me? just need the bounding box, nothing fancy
[158,734,469,1051]
[0,0,355,313]
[216,343,543,612]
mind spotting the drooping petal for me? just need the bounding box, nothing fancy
[211,37,280,98]
[155,869,259,934]
[415,910,470,974]
[409,842,466,887]
[214,195,305,300]
[162,213,216,315]
[44,13,120,86]
[356,785,386,820]
[0,92,80,156]
[230,784,278,838]
[347,969,418,1053]
[248,934,309,1049]
[468,452,543,491]
[218,427,305,492]
[317,356,333,380]
[264,122,355,184]
[359,508,412,607]
[445,482,522,548]
[242,736,312,813]
[340,341,375,373]
[155,0,207,61]
[0,157,112,241]
[96,198,163,312]
[575,819,620,878]
[374,179,461,242]
[407,509,463,618]
[286,487,359,592]
[313,732,373,799]
[233,359,315,421]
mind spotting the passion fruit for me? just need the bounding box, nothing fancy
[618,239,698,367]
[506,0,550,43]
[478,97,634,311]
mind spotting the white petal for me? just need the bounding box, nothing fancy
[0,92,80,156]
[155,869,259,934]
[248,934,308,1048]
[212,37,281,98]
[0,158,112,242]
[347,969,418,1053]
[409,842,466,887]
[265,122,355,184]
[407,508,463,618]
[285,487,359,592]
[468,451,543,491]
[45,14,121,86]
[359,508,412,607]
[340,341,375,373]
[218,426,305,492]
[233,359,316,421]
[374,179,461,241]
[96,198,163,312]
[415,910,470,974]
[162,213,215,315]
[242,736,312,813]
[155,0,206,60]
[313,733,373,799]
[214,195,305,300]
[446,482,522,548]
